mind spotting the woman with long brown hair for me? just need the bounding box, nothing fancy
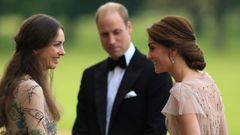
[0,13,65,135]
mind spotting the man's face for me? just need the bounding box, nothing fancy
[97,12,132,60]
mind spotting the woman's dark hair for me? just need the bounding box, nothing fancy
[147,16,206,70]
[0,14,63,127]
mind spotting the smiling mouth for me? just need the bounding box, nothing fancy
[54,58,59,64]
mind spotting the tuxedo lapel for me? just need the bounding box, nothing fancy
[109,50,144,128]
[94,61,108,135]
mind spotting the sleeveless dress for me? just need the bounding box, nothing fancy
[5,75,57,135]
[162,71,228,135]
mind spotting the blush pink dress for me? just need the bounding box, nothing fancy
[162,71,228,135]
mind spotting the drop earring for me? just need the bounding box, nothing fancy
[170,57,175,64]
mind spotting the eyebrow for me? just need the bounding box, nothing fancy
[53,41,64,44]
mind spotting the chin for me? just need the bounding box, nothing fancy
[155,69,163,74]
[47,65,57,69]
[51,66,57,69]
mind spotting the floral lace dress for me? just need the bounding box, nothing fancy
[5,76,57,135]
[162,71,228,135]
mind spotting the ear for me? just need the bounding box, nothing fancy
[127,21,132,33]
[169,48,177,57]
[168,48,177,64]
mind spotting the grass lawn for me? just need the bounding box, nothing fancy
[52,46,240,135]
[1,12,240,134]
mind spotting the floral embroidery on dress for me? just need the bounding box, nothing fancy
[5,77,57,135]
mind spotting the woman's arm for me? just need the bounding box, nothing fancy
[177,114,201,135]
[19,81,46,135]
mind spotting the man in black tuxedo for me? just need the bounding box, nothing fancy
[72,2,172,135]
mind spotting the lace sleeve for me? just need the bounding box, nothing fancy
[162,83,206,117]
[18,80,46,135]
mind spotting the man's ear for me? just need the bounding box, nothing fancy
[127,21,132,33]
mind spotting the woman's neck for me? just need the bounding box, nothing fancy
[170,59,199,83]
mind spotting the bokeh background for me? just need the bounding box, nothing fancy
[0,0,239,134]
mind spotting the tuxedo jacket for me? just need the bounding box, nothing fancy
[72,49,172,135]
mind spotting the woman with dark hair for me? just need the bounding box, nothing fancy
[0,14,65,135]
[147,16,228,135]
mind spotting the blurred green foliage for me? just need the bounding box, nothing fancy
[1,0,240,50]
[1,11,240,134]
[0,0,144,19]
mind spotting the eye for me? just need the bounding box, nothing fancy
[113,29,122,35]
[53,41,63,48]
[100,32,109,37]
[149,46,155,51]
[149,46,154,50]
[148,43,155,51]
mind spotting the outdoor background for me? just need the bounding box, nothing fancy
[0,0,239,134]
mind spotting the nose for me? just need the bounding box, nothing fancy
[109,34,116,44]
[59,45,65,56]
[147,52,151,60]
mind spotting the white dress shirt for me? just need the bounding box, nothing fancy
[105,43,135,135]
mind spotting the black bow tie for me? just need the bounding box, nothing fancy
[108,55,126,70]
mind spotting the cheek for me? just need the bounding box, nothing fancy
[160,55,170,64]
[100,37,108,44]
[38,51,53,65]
[148,51,156,59]
[153,53,163,61]
[154,53,170,66]
[46,47,58,56]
